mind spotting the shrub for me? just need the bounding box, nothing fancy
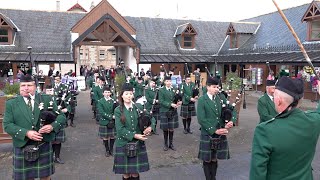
[3,83,20,95]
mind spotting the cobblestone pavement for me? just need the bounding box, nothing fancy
[1,90,320,180]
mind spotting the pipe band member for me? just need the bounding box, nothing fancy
[97,86,116,157]
[159,76,182,151]
[93,76,105,123]
[3,74,66,180]
[180,74,198,134]
[113,83,156,180]
[197,77,237,180]
[145,77,160,135]
[257,79,277,123]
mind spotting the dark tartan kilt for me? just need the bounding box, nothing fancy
[52,128,66,143]
[180,103,196,118]
[198,134,230,162]
[160,111,179,130]
[13,142,54,180]
[113,142,150,174]
[151,109,160,121]
[98,125,116,139]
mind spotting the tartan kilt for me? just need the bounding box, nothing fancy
[98,125,116,139]
[52,128,66,143]
[113,142,150,174]
[13,142,55,180]
[160,111,179,130]
[151,110,160,121]
[180,103,196,118]
[198,134,230,162]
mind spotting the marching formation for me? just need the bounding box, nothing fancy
[4,61,320,180]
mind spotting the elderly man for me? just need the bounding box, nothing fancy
[3,74,66,180]
[250,76,320,180]
[257,80,278,123]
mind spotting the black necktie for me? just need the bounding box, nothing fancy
[27,97,32,111]
[129,107,133,112]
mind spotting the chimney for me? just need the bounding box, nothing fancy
[56,1,60,11]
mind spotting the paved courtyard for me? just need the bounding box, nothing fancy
[1,90,320,180]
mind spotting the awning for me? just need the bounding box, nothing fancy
[0,53,73,63]
[140,54,212,63]
[214,51,320,64]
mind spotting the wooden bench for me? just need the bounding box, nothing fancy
[0,96,12,144]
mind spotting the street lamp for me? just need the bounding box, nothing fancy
[27,46,36,76]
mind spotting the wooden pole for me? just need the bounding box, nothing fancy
[272,0,319,79]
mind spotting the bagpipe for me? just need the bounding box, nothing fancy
[132,100,152,132]
[218,79,244,127]
[149,87,160,114]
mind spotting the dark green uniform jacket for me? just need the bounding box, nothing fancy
[257,93,278,123]
[197,93,237,135]
[145,87,157,112]
[3,94,66,148]
[92,85,104,103]
[97,97,114,126]
[250,105,320,180]
[158,87,177,113]
[114,104,156,147]
[180,82,195,105]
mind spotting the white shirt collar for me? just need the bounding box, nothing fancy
[124,103,133,110]
[267,94,273,101]
[207,92,213,100]
[105,97,111,101]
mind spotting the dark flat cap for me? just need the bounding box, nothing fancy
[103,86,111,92]
[164,76,171,81]
[98,76,105,81]
[122,83,134,91]
[266,80,276,86]
[185,74,191,78]
[207,77,219,86]
[275,76,304,100]
[20,74,35,82]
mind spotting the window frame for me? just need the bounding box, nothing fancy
[0,20,13,45]
[308,20,320,41]
[99,50,105,60]
[230,33,238,49]
[181,34,195,49]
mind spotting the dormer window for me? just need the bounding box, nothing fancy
[174,23,197,49]
[301,1,320,41]
[0,13,19,45]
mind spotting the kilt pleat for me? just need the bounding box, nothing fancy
[180,104,196,118]
[52,128,66,143]
[113,142,150,174]
[160,111,179,130]
[151,110,160,121]
[13,142,54,180]
[198,134,230,162]
[98,125,116,138]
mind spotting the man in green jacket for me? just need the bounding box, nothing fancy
[197,76,237,180]
[93,76,105,123]
[250,76,320,180]
[3,74,66,180]
[257,80,278,123]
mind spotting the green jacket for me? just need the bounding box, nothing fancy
[250,106,320,180]
[180,82,195,105]
[97,97,114,126]
[257,93,278,123]
[93,85,104,103]
[158,87,177,113]
[197,93,237,135]
[131,81,144,99]
[145,87,158,111]
[3,94,66,148]
[114,104,156,147]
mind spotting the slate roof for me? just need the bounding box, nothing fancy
[229,22,260,34]
[174,23,189,36]
[124,16,229,55]
[0,9,84,54]
[219,4,313,55]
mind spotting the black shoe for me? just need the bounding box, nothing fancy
[105,152,110,157]
[183,129,188,134]
[169,144,176,151]
[163,144,169,151]
[109,150,113,156]
[54,158,65,164]
[187,128,193,134]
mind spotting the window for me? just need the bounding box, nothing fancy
[183,36,193,48]
[79,49,84,59]
[0,28,9,43]
[310,21,320,41]
[108,49,116,60]
[230,34,237,48]
[99,50,105,59]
